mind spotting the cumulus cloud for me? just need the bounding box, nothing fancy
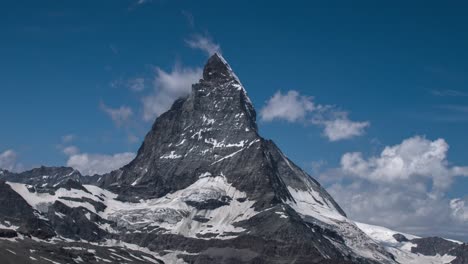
[327,182,468,240]
[313,111,370,141]
[0,150,22,172]
[60,134,136,176]
[340,136,468,190]
[185,34,221,56]
[323,136,468,240]
[100,102,133,127]
[260,90,315,122]
[260,90,369,141]
[142,65,202,121]
[66,152,135,176]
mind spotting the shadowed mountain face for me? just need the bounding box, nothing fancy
[0,54,466,264]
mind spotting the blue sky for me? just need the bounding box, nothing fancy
[1,1,468,240]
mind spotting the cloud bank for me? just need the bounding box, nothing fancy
[322,136,468,240]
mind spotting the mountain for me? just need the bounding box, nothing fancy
[0,53,466,264]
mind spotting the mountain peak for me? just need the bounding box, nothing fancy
[203,53,239,82]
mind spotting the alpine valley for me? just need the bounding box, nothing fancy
[0,54,466,264]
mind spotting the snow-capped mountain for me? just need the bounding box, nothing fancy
[0,54,466,264]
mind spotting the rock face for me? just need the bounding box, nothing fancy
[0,54,467,264]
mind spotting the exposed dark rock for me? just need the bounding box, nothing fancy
[185,196,231,210]
[449,244,468,264]
[56,179,91,194]
[393,233,409,242]
[193,215,211,223]
[0,229,17,238]
[410,237,458,256]
[47,201,107,242]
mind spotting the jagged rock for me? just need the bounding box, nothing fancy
[410,237,459,256]
[393,233,409,242]
[0,229,17,238]
[47,201,107,242]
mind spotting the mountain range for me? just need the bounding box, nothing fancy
[0,54,466,264]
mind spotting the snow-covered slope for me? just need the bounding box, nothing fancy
[356,222,461,264]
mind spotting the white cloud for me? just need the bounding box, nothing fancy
[260,90,369,141]
[327,182,468,240]
[340,136,468,190]
[62,146,80,156]
[185,34,221,56]
[322,135,468,240]
[100,102,133,127]
[128,77,145,92]
[0,150,22,172]
[316,115,369,141]
[450,198,468,222]
[142,66,202,121]
[260,90,315,122]
[66,152,135,176]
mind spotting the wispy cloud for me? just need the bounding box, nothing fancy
[61,134,76,143]
[312,111,370,142]
[260,90,370,141]
[437,104,468,113]
[142,65,202,121]
[185,34,221,56]
[100,102,134,127]
[136,0,151,5]
[109,44,118,55]
[128,77,145,92]
[431,89,468,97]
[111,77,146,92]
[181,10,195,28]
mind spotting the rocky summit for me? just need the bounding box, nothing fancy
[0,54,467,264]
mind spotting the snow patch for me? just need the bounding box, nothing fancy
[160,151,182,159]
